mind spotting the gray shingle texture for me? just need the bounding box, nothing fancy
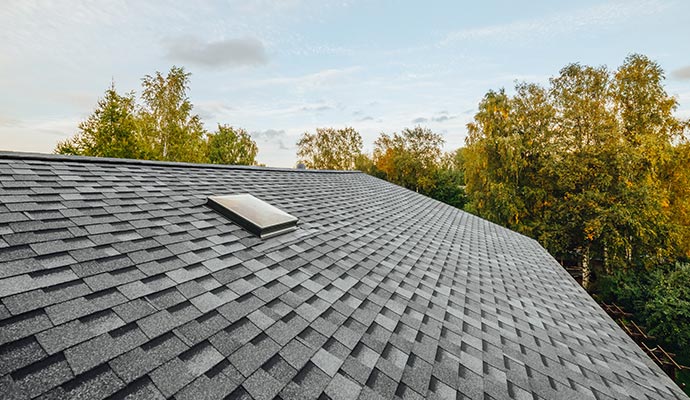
[0,152,686,399]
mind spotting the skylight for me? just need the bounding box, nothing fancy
[207,194,298,239]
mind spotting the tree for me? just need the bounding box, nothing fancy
[463,55,688,289]
[55,140,81,156]
[599,262,690,353]
[613,54,683,157]
[645,263,690,348]
[427,148,467,209]
[353,153,385,178]
[546,63,619,287]
[464,84,556,237]
[373,126,444,193]
[138,66,207,163]
[56,82,141,158]
[666,142,690,257]
[207,125,258,165]
[297,127,363,169]
[465,89,520,226]
[611,54,686,264]
[56,66,264,166]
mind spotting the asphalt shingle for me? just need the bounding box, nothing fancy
[9,353,74,398]
[35,310,125,354]
[0,152,686,400]
[0,310,53,346]
[40,364,125,400]
[64,323,148,374]
[109,332,188,384]
[0,337,47,376]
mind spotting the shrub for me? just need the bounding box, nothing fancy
[597,267,659,312]
[644,263,690,349]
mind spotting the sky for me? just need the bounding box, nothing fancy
[1,0,689,167]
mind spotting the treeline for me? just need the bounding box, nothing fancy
[57,67,258,165]
[464,54,690,286]
[296,126,467,209]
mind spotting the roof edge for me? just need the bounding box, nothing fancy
[0,151,361,174]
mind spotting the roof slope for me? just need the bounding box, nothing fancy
[0,152,685,400]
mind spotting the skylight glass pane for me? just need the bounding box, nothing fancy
[207,194,298,238]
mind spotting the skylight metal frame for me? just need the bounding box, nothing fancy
[207,194,298,239]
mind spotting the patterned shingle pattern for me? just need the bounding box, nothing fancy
[0,152,686,400]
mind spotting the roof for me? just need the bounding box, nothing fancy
[0,151,686,400]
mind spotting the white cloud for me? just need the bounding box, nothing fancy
[165,36,268,68]
[250,128,300,167]
[0,116,80,153]
[226,0,305,15]
[432,114,458,123]
[196,101,235,122]
[0,116,22,128]
[239,66,362,89]
[300,104,333,112]
[440,0,669,46]
[672,66,690,80]
[252,128,288,140]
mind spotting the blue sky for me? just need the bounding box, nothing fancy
[1,0,689,167]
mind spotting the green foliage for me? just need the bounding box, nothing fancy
[373,126,444,194]
[297,127,363,170]
[465,84,556,237]
[463,54,688,285]
[595,263,690,363]
[666,142,690,256]
[207,125,258,165]
[644,263,690,348]
[138,66,207,163]
[353,153,385,178]
[597,267,659,312]
[356,139,466,209]
[357,128,465,209]
[613,54,683,149]
[57,66,260,166]
[427,149,466,209]
[54,139,81,156]
[56,82,141,158]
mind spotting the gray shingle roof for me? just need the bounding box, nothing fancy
[0,151,686,400]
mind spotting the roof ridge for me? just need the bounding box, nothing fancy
[0,151,361,174]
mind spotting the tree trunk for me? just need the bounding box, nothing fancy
[581,246,591,290]
[603,244,611,275]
